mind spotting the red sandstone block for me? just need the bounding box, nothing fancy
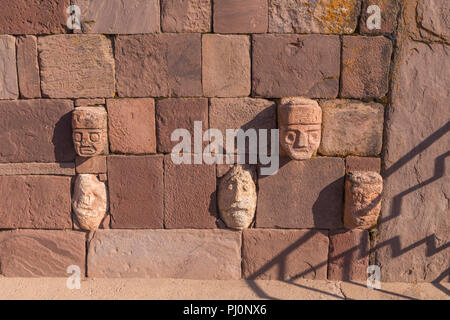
[214,0,268,34]
[0,176,72,229]
[360,0,400,35]
[0,35,18,100]
[328,229,370,281]
[252,34,341,98]
[0,99,74,163]
[341,36,393,99]
[0,230,85,277]
[0,0,69,35]
[256,157,345,229]
[88,229,241,279]
[107,99,156,154]
[242,229,329,280]
[108,155,164,229]
[346,156,381,173]
[115,34,202,97]
[164,155,218,229]
[76,156,107,174]
[16,36,41,98]
[161,0,211,32]
[156,98,208,153]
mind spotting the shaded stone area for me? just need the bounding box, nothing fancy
[377,0,450,282]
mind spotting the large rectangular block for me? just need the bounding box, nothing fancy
[17,36,41,98]
[203,35,251,97]
[0,176,72,229]
[269,0,360,34]
[214,0,268,33]
[328,230,370,281]
[0,0,69,35]
[319,100,385,156]
[0,36,18,100]
[243,229,329,280]
[0,230,85,277]
[108,155,164,229]
[115,34,202,97]
[156,98,208,153]
[107,99,156,154]
[161,0,211,32]
[88,229,242,279]
[341,36,393,99]
[256,157,345,229]
[0,99,75,163]
[252,34,340,98]
[38,35,115,98]
[164,155,217,228]
[75,0,160,34]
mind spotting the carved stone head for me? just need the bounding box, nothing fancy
[344,171,383,230]
[72,107,107,157]
[72,174,108,231]
[278,98,322,160]
[218,165,257,230]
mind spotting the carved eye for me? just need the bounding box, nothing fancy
[90,132,100,142]
[74,132,82,142]
[285,131,296,144]
[308,130,320,141]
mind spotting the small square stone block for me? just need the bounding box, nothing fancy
[76,156,107,174]
[161,0,211,32]
[214,0,268,34]
[346,156,381,173]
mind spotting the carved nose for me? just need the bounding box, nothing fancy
[294,131,308,147]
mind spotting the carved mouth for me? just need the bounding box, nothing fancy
[80,147,96,155]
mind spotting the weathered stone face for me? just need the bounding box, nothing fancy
[72,174,107,231]
[344,171,383,229]
[278,98,322,160]
[72,107,108,157]
[218,166,257,230]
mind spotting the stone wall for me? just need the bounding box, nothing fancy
[0,0,447,284]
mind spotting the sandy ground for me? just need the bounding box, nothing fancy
[0,278,448,300]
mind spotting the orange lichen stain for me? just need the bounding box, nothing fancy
[315,0,356,33]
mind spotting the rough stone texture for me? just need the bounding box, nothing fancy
[417,0,450,42]
[328,230,370,281]
[161,0,211,32]
[319,100,384,156]
[156,98,208,153]
[346,157,381,173]
[278,98,322,160]
[341,36,393,99]
[203,35,251,97]
[0,163,75,176]
[107,99,156,154]
[252,35,340,98]
[256,157,345,229]
[16,36,41,99]
[0,36,18,100]
[88,229,241,279]
[72,174,108,231]
[115,34,202,97]
[164,155,217,229]
[75,99,105,107]
[214,0,268,33]
[268,0,360,34]
[360,0,401,35]
[344,171,383,230]
[0,99,74,163]
[0,176,72,229]
[72,107,108,157]
[218,166,257,230]
[0,0,69,35]
[38,35,115,98]
[209,98,276,155]
[243,229,329,280]
[377,0,450,282]
[75,156,107,174]
[75,0,160,34]
[108,156,163,229]
[0,230,85,277]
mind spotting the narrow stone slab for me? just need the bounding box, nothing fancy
[0,35,18,100]
[0,230,85,277]
[243,229,329,280]
[88,229,242,279]
[0,163,75,176]
[16,36,41,98]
